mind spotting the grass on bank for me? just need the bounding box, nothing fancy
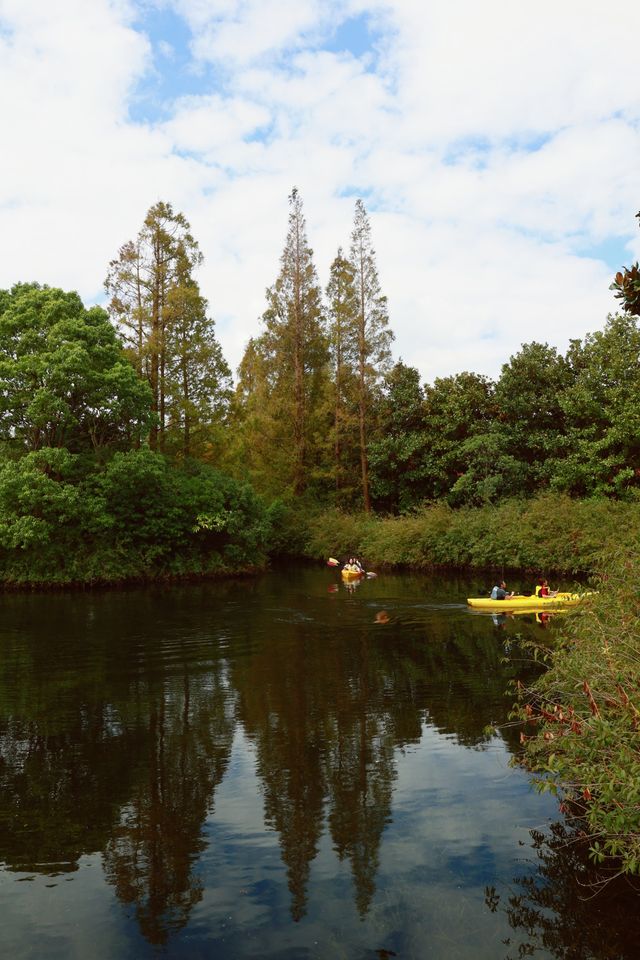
[282,492,639,575]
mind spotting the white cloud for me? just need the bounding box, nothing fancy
[172,0,348,65]
[0,0,639,385]
[374,0,640,140]
[162,93,271,157]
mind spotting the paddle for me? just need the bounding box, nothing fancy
[327,557,377,578]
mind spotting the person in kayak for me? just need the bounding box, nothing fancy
[535,577,558,598]
[491,580,514,600]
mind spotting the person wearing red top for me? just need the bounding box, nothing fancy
[535,577,557,598]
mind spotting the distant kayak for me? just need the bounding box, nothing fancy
[341,569,365,581]
[467,592,591,611]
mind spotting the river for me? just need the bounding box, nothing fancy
[0,566,638,959]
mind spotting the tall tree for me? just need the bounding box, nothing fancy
[231,336,280,492]
[349,199,393,512]
[105,202,204,452]
[163,255,232,460]
[236,188,327,496]
[325,248,359,497]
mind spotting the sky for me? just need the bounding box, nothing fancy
[1,0,639,383]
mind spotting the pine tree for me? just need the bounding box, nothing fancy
[238,188,327,496]
[349,199,394,512]
[326,248,359,497]
[163,254,232,460]
[105,202,203,452]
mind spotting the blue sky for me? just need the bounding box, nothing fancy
[1,0,639,380]
[130,7,202,121]
[130,7,383,124]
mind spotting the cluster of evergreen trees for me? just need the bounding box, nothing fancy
[230,195,640,513]
[105,202,232,460]
[1,193,639,582]
[233,189,393,509]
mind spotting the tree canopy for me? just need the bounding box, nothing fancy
[2,198,640,586]
[0,283,151,455]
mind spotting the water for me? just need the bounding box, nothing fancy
[0,566,638,959]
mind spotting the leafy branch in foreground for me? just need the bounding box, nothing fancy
[610,211,640,316]
[513,550,640,877]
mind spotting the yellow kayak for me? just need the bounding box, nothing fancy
[341,569,365,581]
[467,591,588,611]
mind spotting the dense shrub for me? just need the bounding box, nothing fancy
[0,448,272,585]
[275,494,640,575]
[514,549,640,876]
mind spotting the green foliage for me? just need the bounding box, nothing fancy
[0,448,107,552]
[97,452,273,575]
[515,549,640,876]
[611,262,640,316]
[449,433,523,506]
[325,247,361,501]
[491,342,572,493]
[437,346,572,506]
[610,211,640,316]
[280,493,638,574]
[281,505,377,560]
[0,448,272,584]
[234,188,328,498]
[105,201,230,459]
[0,283,151,454]
[349,198,394,512]
[552,314,640,498]
[421,371,496,504]
[366,316,640,510]
[369,362,430,512]
[163,267,232,461]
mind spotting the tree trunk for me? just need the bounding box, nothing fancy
[293,218,306,495]
[182,342,190,459]
[357,251,371,513]
[359,380,371,513]
[335,337,341,494]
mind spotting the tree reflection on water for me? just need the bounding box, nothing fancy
[486,821,640,960]
[1,572,635,953]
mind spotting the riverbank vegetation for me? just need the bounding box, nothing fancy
[0,220,270,585]
[3,193,640,888]
[514,550,640,878]
[2,197,640,587]
[274,495,639,575]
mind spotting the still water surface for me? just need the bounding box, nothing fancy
[1,567,638,959]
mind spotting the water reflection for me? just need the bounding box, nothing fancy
[487,821,640,959]
[0,569,632,957]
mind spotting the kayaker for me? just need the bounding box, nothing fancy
[535,577,558,598]
[490,580,514,600]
